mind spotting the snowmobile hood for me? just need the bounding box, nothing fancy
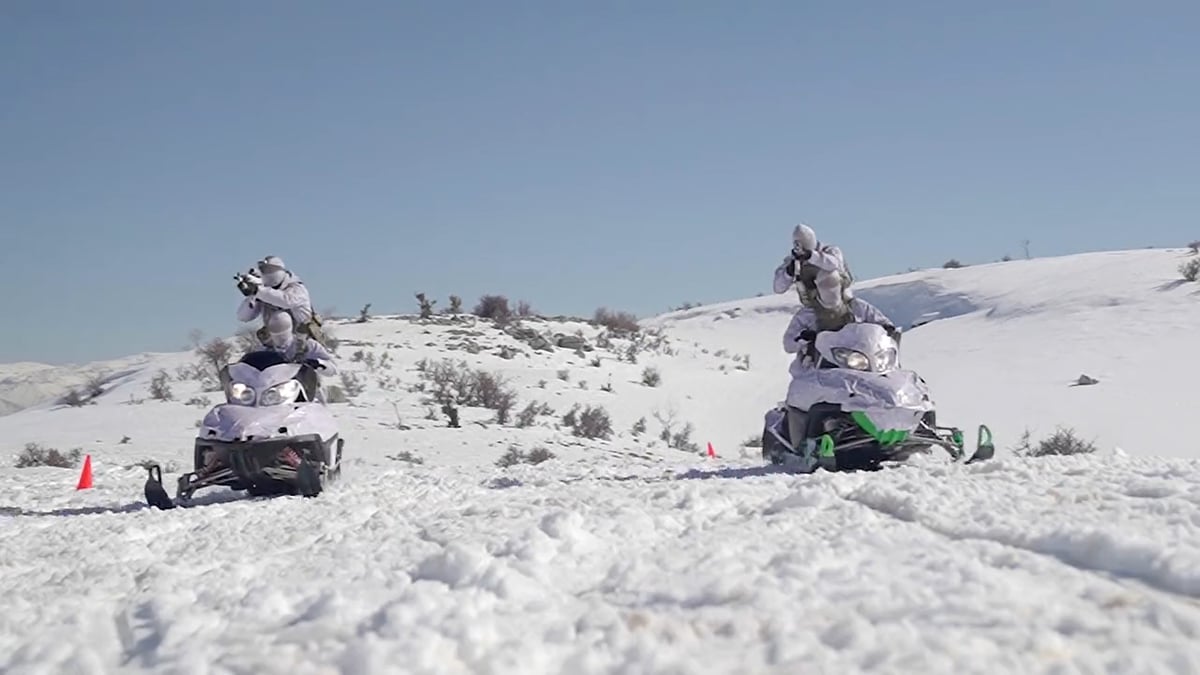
[788,366,934,422]
[199,403,317,443]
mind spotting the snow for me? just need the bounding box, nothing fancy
[2,247,1200,673]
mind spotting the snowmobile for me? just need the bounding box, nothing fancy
[144,350,344,509]
[761,322,994,471]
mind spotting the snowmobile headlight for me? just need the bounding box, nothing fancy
[876,348,898,370]
[260,380,302,407]
[228,382,255,406]
[832,348,871,371]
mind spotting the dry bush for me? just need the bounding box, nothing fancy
[593,307,640,334]
[340,372,367,397]
[1180,259,1200,282]
[234,327,261,355]
[561,404,612,440]
[15,443,82,468]
[149,370,173,401]
[631,416,647,436]
[641,366,661,387]
[655,408,699,453]
[496,445,556,468]
[516,401,555,428]
[416,292,437,319]
[197,338,234,375]
[58,389,89,407]
[1014,428,1097,457]
[419,358,518,421]
[474,295,512,323]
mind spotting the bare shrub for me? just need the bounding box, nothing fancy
[59,389,89,407]
[496,445,556,468]
[84,372,107,399]
[593,307,640,334]
[516,401,555,428]
[1014,427,1097,457]
[15,443,82,468]
[517,300,535,317]
[624,342,639,364]
[234,327,261,355]
[942,259,965,269]
[357,303,372,323]
[474,295,512,323]
[149,370,173,401]
[557,369,570,381]
[1180,259,1200,282]
[197,338,234,376]
[562,404,579,429]
[655,408,699,452]
[563,404,612,440]
[641,366,661,387]
[419,358,518,421]
[492,388,517,425]
[631,416,647,436]
[496,446,524,468]
[1189,240,1200,255]
[325,385,349,403]
[340,372,366,397]
[416,292,437,319]
[388,451,424,465]
[448,295,463,314]
[185,396,211,408]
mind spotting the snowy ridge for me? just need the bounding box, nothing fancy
[0,353,165,417]
[2,247,1200,673]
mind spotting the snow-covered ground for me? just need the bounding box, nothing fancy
[2,247,1200,673]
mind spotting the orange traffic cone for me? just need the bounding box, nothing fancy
[706,442,716,458]
[76,454,93,490]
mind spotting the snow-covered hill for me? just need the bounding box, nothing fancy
[648,247,1200,458]
[2,247,1200,673]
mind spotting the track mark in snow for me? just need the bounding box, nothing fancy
[839,467,1200,600]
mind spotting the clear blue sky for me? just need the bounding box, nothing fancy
[3,1,1199,364]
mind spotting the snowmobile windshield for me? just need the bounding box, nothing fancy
[239,350,291,371]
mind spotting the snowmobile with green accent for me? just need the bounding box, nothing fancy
[761,322,994,471]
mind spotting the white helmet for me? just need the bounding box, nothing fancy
[257,255,287,288]
[266,312,294,348]
[793,224,817,252]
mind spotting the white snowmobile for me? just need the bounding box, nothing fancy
[144,350,344,509]
[761,322,994,471]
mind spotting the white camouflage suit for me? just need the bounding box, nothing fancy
[262,313,338,376]
[237,256,316,342]
[773,224,853,316]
